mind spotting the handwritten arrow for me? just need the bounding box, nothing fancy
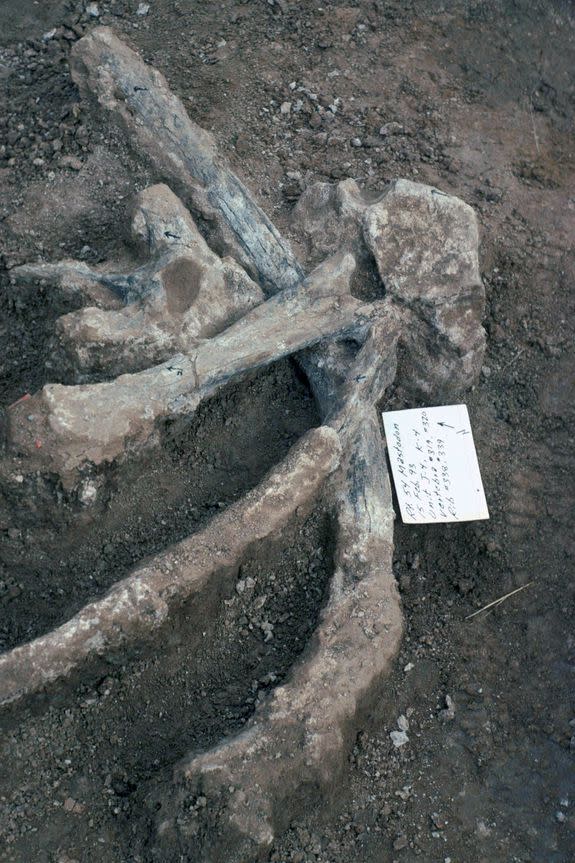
[437,422,454,428]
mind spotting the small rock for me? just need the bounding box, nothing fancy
[431,812,447,830]
[397,714,409,732]
[390,730,409,748]
[63,797,85,814]
[78,480,98,506]
[351,137,362,148]
[261,621,274,642]
[60,155,83,171]
[137,2,150,14]
[280,101,292,115]
[86,2,100,16]
[379,122,405,136]
[396,785,412,801]
[438,694,455,722]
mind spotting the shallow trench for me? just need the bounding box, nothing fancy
[0,359,319,651]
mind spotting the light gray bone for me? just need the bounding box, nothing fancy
[153,321,402,863]
[70,28,304,293]
[0,427,341,708]
[5,252,375,484]
[11,184,265,379]
[295,177,486,402]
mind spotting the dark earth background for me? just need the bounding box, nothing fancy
[0,1,574,862]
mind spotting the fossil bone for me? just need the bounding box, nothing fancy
[5,251,377,485]
[12,184,266,380]
[70,27,304,293]
[0,27,486,863]
[0,426,340,708]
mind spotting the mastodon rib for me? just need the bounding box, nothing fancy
[0,427,340,710]
[5,252,374,485]
[151,325,403,863]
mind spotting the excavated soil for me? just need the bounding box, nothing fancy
[1,1,574,862]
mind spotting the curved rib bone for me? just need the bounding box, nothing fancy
[151,325,402,863]
[0,426,340,709]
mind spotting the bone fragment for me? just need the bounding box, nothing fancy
[44,185,264,379]
[10,260,123,310]
[295,177,486,402]
[0,426,340,709]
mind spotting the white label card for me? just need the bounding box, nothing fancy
[382,405,489,524]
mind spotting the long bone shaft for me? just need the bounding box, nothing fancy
[71,28,304,295]
[6,253,377,481]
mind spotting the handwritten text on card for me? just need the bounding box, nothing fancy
[382,405,489,524]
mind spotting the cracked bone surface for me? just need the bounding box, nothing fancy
[0,27,486,863]
[70,27,304,293]
[0,426,341,708]
[11,184,265,379]
[294,176,486,401]
[153,325,403,863]
[5,251,371,484]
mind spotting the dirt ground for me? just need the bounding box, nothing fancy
[1,1,574,862]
